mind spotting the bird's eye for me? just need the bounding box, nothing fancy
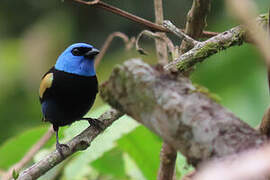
[71,48,81,56]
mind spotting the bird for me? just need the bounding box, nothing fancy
[39,43,100,155]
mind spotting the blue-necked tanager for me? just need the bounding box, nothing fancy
[39,43,100,154]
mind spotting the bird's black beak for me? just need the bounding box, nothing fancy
[84,48,100,59]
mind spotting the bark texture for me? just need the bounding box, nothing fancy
[157,143,177,180]
[100,59,266,166]
[180,0,211,53]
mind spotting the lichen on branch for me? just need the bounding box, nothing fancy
[164,14,268,72]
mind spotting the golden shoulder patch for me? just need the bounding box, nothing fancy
[39,73,53,98]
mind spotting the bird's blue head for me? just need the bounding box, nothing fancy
[55,43,99,77]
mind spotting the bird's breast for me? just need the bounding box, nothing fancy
[41,68,98,126]
[52,69,98,98]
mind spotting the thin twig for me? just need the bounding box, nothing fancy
[2,126,54,180]
[153,1,175,178]
[136,30,159,55]
[153,0,168,65]
[200,31,219,38]
[157,143,177,180]
[74,0,100,5]
[135,30,175,58]
[95,32,135,68]
[72,0,218,38]
[73,0,168,32]
[163,20,199,46]
[17,109,123,180]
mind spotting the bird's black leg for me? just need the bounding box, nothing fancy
[82,118,105,131]
[53,125,69,157]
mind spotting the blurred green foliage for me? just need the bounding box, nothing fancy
[0,0,269,179]
[117,126,162,180]
[0,127,48,169]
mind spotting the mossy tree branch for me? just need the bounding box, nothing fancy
[100,59,266,166]
[164,14,268,72]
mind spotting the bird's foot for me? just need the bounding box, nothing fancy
[56,143,69,158]
[83,118,105,132]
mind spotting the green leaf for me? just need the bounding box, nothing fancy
[91,147,126,179]
[117,126,162,180]
[123,153,146,180]
[62,105,139,180]
[0,126,52,169]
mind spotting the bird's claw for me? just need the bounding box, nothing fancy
[87,118,105,131]
[56,143,69,158]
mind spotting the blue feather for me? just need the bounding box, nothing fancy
[55,43,98,77]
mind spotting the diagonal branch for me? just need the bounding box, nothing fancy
[72,0,217,38]
[100,59,266,166]
[17,109,123,180]
[164,14,268,72]
[164,25,245,71]
[73,0,168,32]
